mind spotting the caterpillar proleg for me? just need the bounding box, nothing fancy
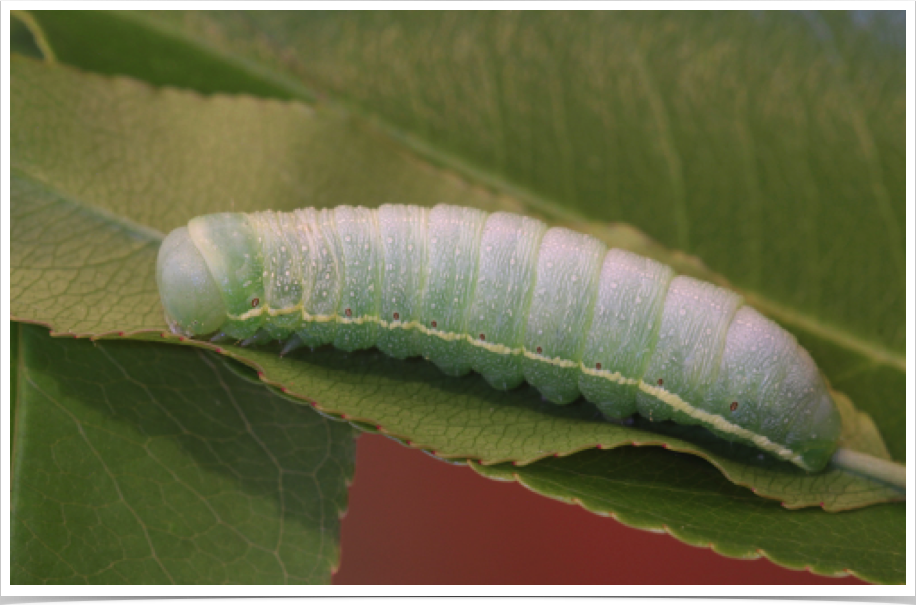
[158,204,844,472]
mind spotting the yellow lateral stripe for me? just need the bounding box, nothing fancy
[637,383,803,466]
[229,305,804,465]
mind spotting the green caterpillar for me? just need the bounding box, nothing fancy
[157,204,842,472]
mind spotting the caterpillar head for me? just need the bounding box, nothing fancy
[157,226,227,336]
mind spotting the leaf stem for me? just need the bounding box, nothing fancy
[831,448,906,491]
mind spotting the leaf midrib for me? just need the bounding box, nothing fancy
[11,166,166,244]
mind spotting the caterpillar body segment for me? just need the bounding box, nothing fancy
[157,204,842,472]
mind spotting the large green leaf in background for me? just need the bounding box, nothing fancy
[10,11,906,584]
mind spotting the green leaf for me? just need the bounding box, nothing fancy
[11,322,22,462]
[11,323,355,584]
[202,345,898,512]
[11,10,906,582]
[15,10,306,100]
[471,447,904,585]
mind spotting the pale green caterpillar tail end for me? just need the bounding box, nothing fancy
[157,226,226,336]
[780,346,844,472]
[794,388,843,472]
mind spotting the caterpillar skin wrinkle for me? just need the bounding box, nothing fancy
[157,204,842,472]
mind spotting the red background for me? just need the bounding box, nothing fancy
[333,433,867,585]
